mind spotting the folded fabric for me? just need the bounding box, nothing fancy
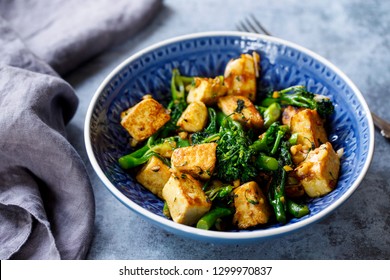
[0,0,162,259]
[0,0,162,75]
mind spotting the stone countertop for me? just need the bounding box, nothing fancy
[65,0,390,259]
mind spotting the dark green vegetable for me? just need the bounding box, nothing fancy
[286,200,310,218]
[255,153,279,171]
[263,102,281,128]
[205,184,234,202]
[279,140,293,167]
[268,165,287,224]
[262,85,334,118]
[195,112,257,183]
[159,69,188,138]
[266,138,309,222]
[191,107,218,144]
[250,122,289,155]
[215,116,258,182]
[196,207,234,230]
[118,135,189,169]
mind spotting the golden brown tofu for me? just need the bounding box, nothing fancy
[120,97,170,142]
[290,109,328,148]
[282,105,302,127]
[224,52,259,101]
[162,171,212,225]
[290,144,310,165]
[136,156,171,199]
[295,142,340,198]
[217,95,264,129]
[186,76,227,105]
[233,181,272,229]
[176,101,208,132]
[171,143,217,180]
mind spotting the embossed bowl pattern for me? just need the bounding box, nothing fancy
[85,32,374,243]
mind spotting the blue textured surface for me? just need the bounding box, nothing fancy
[87,33,372,240]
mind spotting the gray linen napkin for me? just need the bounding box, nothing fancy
[0,0,162,259]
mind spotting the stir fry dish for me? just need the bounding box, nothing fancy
[118,52,341,230]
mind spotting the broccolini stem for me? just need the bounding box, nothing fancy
[255,154,279,171]
[178,75,194,85]
[196,207,234,230]
[200,134,221,143]
[118,150,156,169]
[170,69,185,102]
[118,136,187,169]
[286,200,310,218]
[277,85,305,95]
[270,125,289,155]
[269,166,287,224]
[263,102,281,128]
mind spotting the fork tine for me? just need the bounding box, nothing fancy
[237,16,259,33]
[236,14,272,36]
[244,15,265,34]
[236,20,251,33]
[248,14,271,36]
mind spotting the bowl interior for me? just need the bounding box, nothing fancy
[86,33,373,240]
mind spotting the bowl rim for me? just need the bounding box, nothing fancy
[84,31,375,241]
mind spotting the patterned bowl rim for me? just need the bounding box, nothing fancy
[84,31,375,241]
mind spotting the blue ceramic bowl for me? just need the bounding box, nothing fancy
[85,32,374,243]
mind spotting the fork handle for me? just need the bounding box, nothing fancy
[371,112,390,139]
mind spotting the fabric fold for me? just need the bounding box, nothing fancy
[0,0,162,259]
[0,0,163,75]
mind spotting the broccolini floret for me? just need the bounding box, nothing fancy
[262,85,334,118]
[216,116,258,182]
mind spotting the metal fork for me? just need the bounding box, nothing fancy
[237,14,390,139]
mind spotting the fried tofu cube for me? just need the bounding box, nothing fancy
[217,95,264,129]
[233,181,272,229]
[295,142,340,198]
[224,52,259,101]
[120,97,170,142]
[176,101,208,132]
[162,171,211,225]
[186,76,227,105]
[136,156,171,199]
[282,105,302,127]
[171,143,217,180]
[290,109,328,148]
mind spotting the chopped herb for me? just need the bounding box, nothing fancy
[245,189,259,205]
[235,99,246,113]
